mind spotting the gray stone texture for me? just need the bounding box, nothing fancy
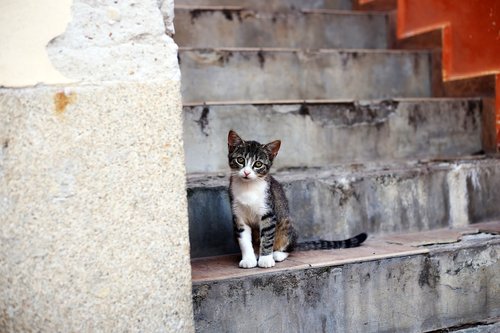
[187,157,500,257]
[179,48,432,103]
[183,99,483,173]
[192,234,500,333]
[174,8,389,49]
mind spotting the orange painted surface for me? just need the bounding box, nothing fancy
[497,74,500,146]
[397,0,499,80]
[359,0,500,148]
[397,0,500,149]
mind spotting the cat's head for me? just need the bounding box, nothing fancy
[227,130,281,181]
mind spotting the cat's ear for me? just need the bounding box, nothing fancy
[265,140,281,159]
[228,130,243,152]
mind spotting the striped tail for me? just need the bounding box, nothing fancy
[296,233,367,251]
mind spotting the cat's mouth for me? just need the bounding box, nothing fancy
[240,174,254,181]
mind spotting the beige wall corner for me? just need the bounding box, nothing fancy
[0,0,75,87]
[0,0,193,332]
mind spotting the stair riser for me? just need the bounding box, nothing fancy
[175,0,353,11]
[193,237,500,332]
[187,159,500,257]
[183,100,482,173]
[179,49,432,103]
[175,10,389,49]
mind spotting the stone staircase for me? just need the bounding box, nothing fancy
[173,0,500,331]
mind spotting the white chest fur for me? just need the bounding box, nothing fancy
[231,177,269,220]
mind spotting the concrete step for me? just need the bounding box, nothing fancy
[183,98,483,173]
[179,48,432,103]
[431,321,500,333]
[174,7,390,49]
[191,222,500,332]
[187,156,500,258]
[175,0,353,11]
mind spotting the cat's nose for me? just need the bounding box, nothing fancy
[243,170,250,176]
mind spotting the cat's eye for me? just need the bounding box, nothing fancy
[254,161,263,168]
[236,157,245,164]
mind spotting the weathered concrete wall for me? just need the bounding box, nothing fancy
[0,0,194,331]
[179,49,432,103]
[187,157,500,257]
[174,8,389,49]
[183,100,483,173]
[175,0,353,11]
[192,234,500,333]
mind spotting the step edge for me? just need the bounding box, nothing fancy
[185,155,498,188]
[174,5,388,17]
[182,97,482,107]
[191,224,500,284]
[191,244,430,284]
[178,46,432,54]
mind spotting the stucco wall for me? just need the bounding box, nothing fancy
[0,0,194,331]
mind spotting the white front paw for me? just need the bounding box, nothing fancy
[239,256,257,268]
[258,254,275,268]
[273,251,289,262]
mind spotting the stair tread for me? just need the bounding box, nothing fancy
[187,155,493,187]
[175,5,385,16]
[179,47,432,102]
[182,96,482,106]
[179,46,430,53]
[174,6,390,49]
[191,222,500,283]
[174,0,353,11]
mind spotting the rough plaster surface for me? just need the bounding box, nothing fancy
[47,0,180,83]
[0,0,75,87]
[160,0,176,36]
[0,82,193,332]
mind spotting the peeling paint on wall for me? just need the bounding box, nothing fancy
[0,0,75,87]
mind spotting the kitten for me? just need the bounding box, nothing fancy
[228,130,367,269]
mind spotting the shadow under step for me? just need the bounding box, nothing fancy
[179,48,432,103]
[174,6,391,49]
[183,98,483,173]
[187,156,500,258]
[192,221,500,333]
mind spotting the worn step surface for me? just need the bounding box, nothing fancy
[179,48,432,103]
[192,223,500,333]
[183,98,483,173]
[187,156,500,257]
[175,0,353,11]
[175,7,390,49]
[433,321,500,333]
